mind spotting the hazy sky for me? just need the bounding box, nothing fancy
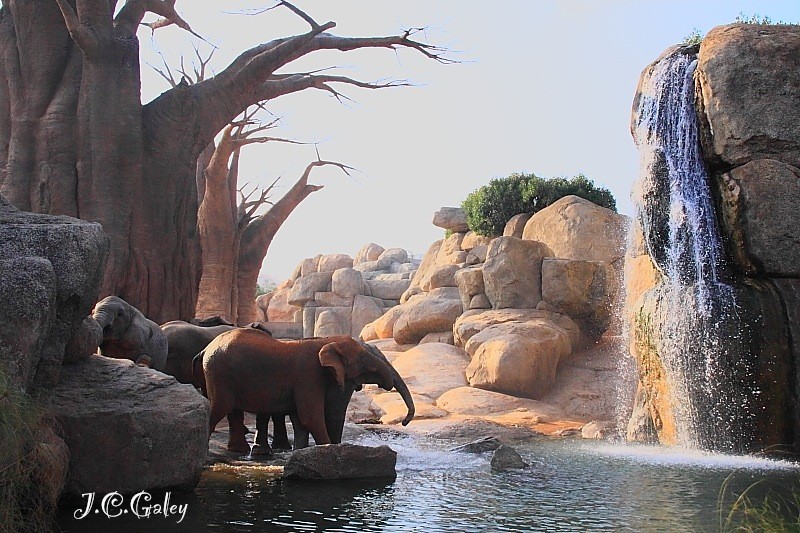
[138,1,799,283]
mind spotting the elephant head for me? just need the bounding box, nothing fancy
[92,296,133,341]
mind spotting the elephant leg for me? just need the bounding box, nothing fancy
[208,387,234,436]
[251,413,273,456]
[226,409,251,454]
[270,414,291,451]
[294,394,330,447]
[290,413,310,450]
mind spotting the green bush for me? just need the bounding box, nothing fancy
[461,173,616,237]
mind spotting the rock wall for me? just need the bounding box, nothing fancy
[628,24,800,451]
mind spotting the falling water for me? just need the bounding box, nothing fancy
[631,49,756,452]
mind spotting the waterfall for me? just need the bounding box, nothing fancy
[631,49,756,452]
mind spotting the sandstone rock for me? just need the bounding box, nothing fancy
[426,264,460,290]
[419,331,454,345]
[461,232,492,251]
[284,444,397,480]
[378,247,408,264]
[372,305,407,339]
[359,322,378,342]
[403,240,443,301]
[491,445,527,471]
[697,24,800,169]
[716,159,800,276]
[302,304,317,338]
[455,266,485,312]
[351,296,383,338]
[390,262,417,274]
[522,195,627,264]
[440,232,466,257]
[432,207,469,233]
[353,257,393,273]
[503,213,532,238]
[454,309,581,353]
[346,391,386,423]
[581,421,616,440]
[450,436,503,454]
[393,292,464,345]
[63,316,102,364]
[483,237,552,309]
[354,243,385,265]
[331,268,364,299]
[541,258,617,339]
[318,253,354,273]
[463,319,575,358]
[429,419,538,443]
[624,254,662,314]
[371,392,448,424]
[466,244,488,264]
[51,356,209,495]
[465,323,571,399]
[626,382,658,444]
[389,343,469,399]
[267,288,298,322]
[315,291,354,308]
[288,272,333,306]
[0,202,109,392]
[367,338,416,354]
[366,279,411,300]
[436,386,564,420]
[469,294,492,310]
[314,307,352,337]
[300,255,322,277]
[255,292,274,322]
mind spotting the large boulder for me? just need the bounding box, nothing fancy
[284,444,397,480]
[351,295,383,337]
[403,239,443,302]
[465,321,572,399]
[521,195,627,264]
[371,304,407,340]
[50,356,209,496]
[696,24,800,169]
[365,279,411,300]
[461,231,492,252]
[503,213,532,238]
[432,207,469,233]
[455,309,581,352]
[455,266,485,312]
[0,199,109,392]
[354,243,385,265]
[716,159,800,276]
[314,306,352,337]
[288,272,333,306]
[378,247,409,264]
[483,237,552,309]
[318,253,353,273]
[255,292,274,322]
[389,343,469,399]
[267,287,298,322]
[331,268,364,299]
[393,288,463,345]
[436,386,564,420]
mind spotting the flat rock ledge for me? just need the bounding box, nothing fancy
[284,444,397,480]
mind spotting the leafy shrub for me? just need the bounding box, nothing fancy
[461,173,616,237]
[682,29,703,46]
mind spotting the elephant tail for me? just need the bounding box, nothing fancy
[192,351,207,397]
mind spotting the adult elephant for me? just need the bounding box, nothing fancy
[92,296,167,371]
[196,329,414,454]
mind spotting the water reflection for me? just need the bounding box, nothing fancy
[57,435,800,532]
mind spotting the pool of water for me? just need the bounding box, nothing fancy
[57,433,800,532]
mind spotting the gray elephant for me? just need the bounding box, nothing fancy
[92,296,167,371]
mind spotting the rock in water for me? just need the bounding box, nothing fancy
[50,355,210,496]
[284,444,397,480]
[450,436,503,454]
[490,445,528,471]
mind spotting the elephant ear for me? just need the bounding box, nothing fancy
[318,343,346,389]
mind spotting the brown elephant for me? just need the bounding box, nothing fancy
[196,329,414,453]
[92,295,167,371]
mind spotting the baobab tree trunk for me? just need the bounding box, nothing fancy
[0,1,447,323]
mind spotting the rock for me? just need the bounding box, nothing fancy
[697,24,800,169]
[371,392,448,424]
[463,318,575,358]
[372,304,407,339]
[432,207,469,233]
[331,268,364,299]
[284,444,397,480]
[469,294,492,310]
[426,264,460,290]
[351,296,383,338]
[354,243,385,265]
[318,253,354,273]
[454,308,581,353]
[450,436,503,454]
[393,290,464,345]
[522,195,627,264]
[581,421,616,440]
[50,355,209,495]
[302,304,317,338]
[503,213,532,238]
[255,292,274,321]
[403,240,443,302]
[483,237,552,309]
[0,201,109,392]
[389,343,469,399]
[354,257,394,273]
[624,254,662,312]
[267,288,298,322]
[436,386,564,420]
[465,323,572,399]
[346,391,386,423]
[455,266,485,312]
[367,338,416,354]
[300,255,322,277]
[541,258,617,340]
[378,247,408,264]
[419,331,454,345]
[461,232,492,252]
[428,419,538,443]
[366,279,411,300]
[288,272,333,306]
[315,291,355,308]
[63,316,102,364]
[491,445,527,471]
[716,159,800,276]
[626,382,658,444]
[359,322,378,342]
[466,244,488,264]
[314,307,352,337]
[440,232,466,257]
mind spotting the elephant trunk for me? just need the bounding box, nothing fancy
[365,344,415,426]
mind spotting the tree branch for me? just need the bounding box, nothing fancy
[54,0,100,57]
